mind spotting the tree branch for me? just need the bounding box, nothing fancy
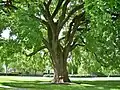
[26,46,46,56]
[58,37,65,42]
[65,16,75,44]
[59,3,84,29]
[43,2,56,38]
[69,36,85,51]
[57,0,70,32]
[84,47,109,67]
[29,14,48,25]
[66,12,85,46]
[47,0,52,7]
[51,0,64,18]
[70,43,85,51]
[93,52,109,67]
[42,38,51,52]
[43,2,55,26]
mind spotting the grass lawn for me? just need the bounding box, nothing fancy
[0,76,120,90]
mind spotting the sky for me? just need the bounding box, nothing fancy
[1,28,17,40]
[1,28,10,39]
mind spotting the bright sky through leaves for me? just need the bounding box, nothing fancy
[1,28,10,39]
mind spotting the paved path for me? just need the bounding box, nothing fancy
[70,77,120,81]
[1,76,120,81]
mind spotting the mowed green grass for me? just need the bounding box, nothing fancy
[0,76,120,90]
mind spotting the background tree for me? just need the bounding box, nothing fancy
[0,32,21,74]
[84,0,120,72]
[68,0,120,76]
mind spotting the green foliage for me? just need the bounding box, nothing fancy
[9,10,43,50]
[68,0,120,74]
[9,52,48,74]
[0,0,50,74]
[0,13,9,31]
[83,0,120,71]
[0,39,21,63]
[69,47,102,74]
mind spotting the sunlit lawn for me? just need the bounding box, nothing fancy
[0,76,120,90]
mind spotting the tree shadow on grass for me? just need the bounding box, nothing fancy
[74,81,120,90]
[1,80,120,90]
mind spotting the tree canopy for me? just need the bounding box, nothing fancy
[0,0,120,83]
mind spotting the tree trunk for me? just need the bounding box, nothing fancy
[34,70,37,75]
[44,25,71,83]
[51,48,71,83]
[5,65,8,76]
[53,63,70,83]
[4,63,8,76]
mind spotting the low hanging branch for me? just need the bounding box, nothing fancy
[42,38,52,53]
[29,14,48,26]
[26,46,46,56]
[70,43,85,51]
[93,52,109,67]
[69,36,85,51]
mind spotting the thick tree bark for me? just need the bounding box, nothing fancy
[53,66,70,83]
[45,40,69,83]
[52,53,71,83]
[44,37,71,83]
